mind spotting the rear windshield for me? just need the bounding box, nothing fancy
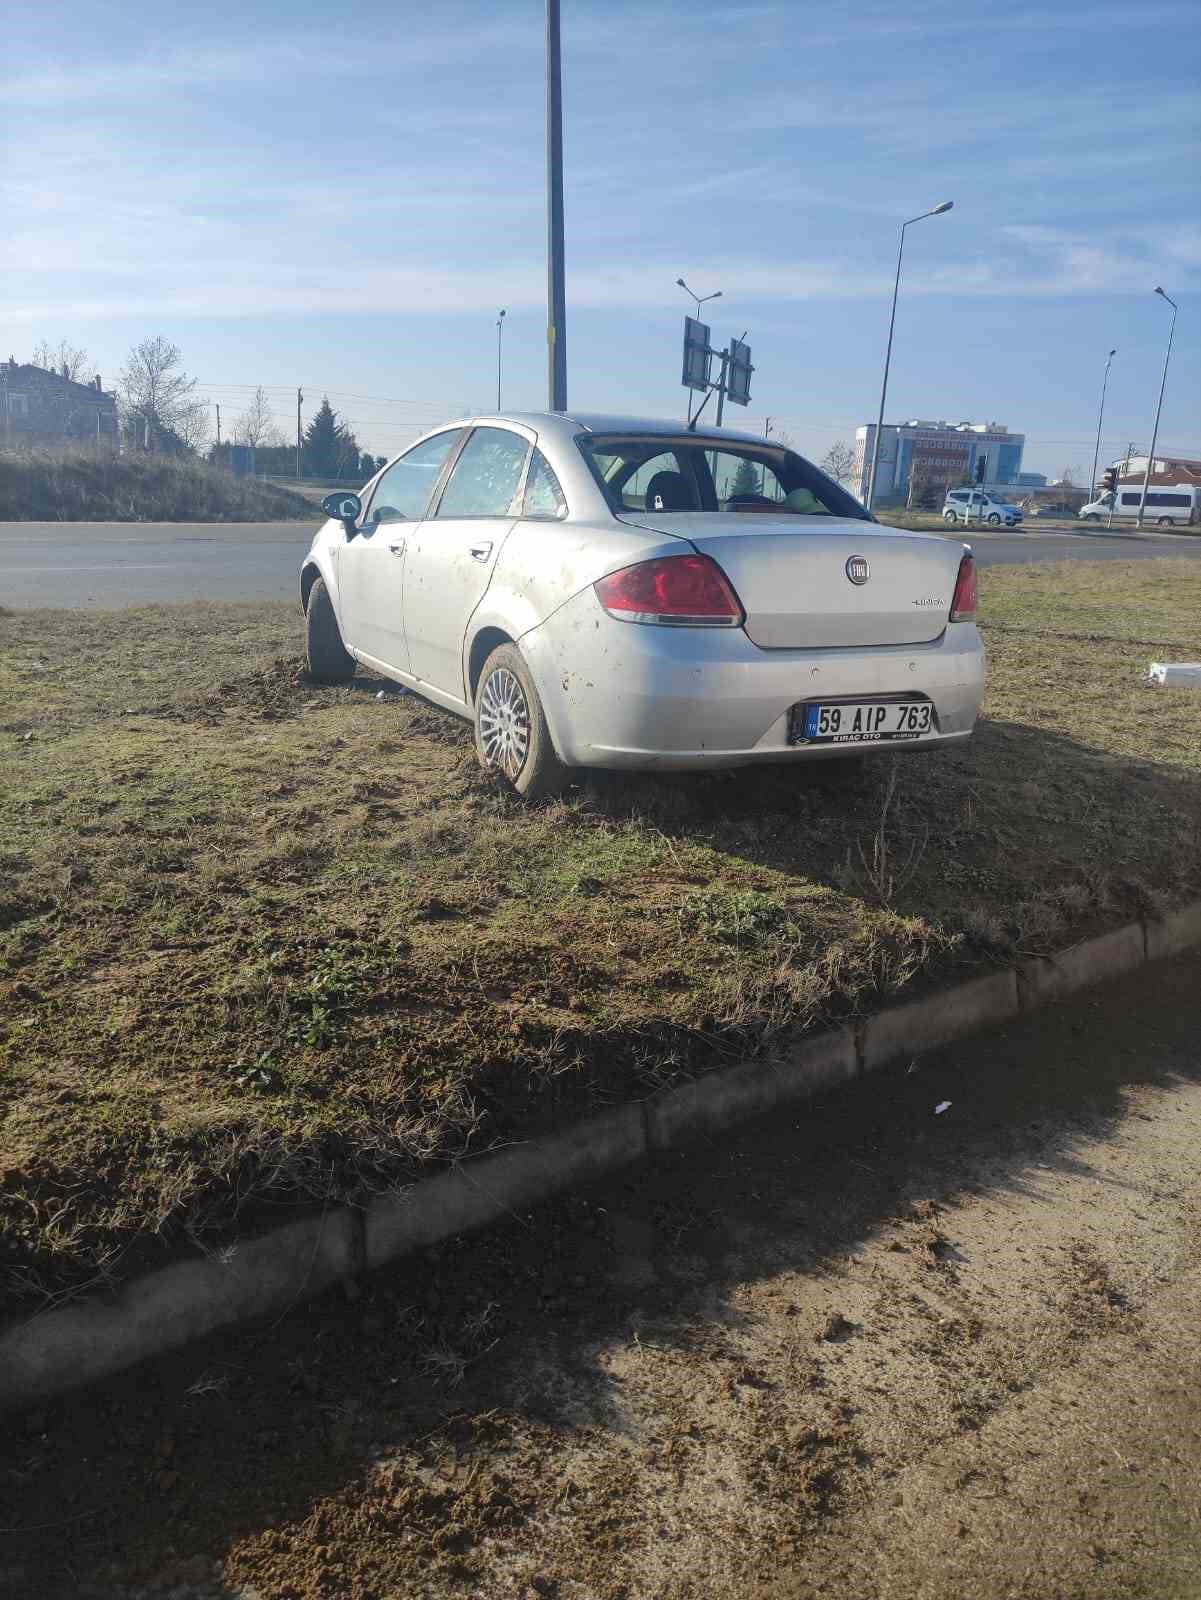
[577,435,870,521]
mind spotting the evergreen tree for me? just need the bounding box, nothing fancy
[728,456,762,500]
[302,397,365,479]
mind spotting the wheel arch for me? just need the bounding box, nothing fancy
[467,625,515,703]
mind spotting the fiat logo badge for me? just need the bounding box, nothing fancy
[846,555,870,585]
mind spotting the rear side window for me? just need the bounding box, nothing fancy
[369,430,461,523]
[523,449,567,518]
[436,426,530,518]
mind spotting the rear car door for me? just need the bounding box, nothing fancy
[402,425,532,701]
[337,430,463,670]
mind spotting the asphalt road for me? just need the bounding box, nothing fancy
[2,518,1200,609]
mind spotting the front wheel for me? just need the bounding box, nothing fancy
[943,510,958,524]
[305,576,356,685]
[1157,517,1172,527]
[987,512,1002,525]
[1083,513,1100,522]
[474,644,566,800]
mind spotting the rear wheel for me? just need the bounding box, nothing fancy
[1157,517,1172,527]
[474,644,566,801]
[304,576,355,685]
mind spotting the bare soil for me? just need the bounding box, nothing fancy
[2,952,1198,1600]
[2,560,1200,1303]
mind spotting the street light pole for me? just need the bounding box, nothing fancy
[546,0,567,412]
[1090,348,1116,504]
[865,201,953,511]
[676,278,722,319]
[1136,288,1178,528]
[496,309,506,412]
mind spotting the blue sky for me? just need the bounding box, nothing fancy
[4,0,1199,478]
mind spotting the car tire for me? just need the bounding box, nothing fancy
[987,512,1002,525]
[305,576,356,685]
[1083,513,1100,522]
[1156,517,1172,527]
[943,510,958,524]
[474,644,567,801]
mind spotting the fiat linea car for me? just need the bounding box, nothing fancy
[301,413,985,798]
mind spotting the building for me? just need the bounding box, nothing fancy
[852,420,1026,504]
[1108,452,1201,491]
[0,359,120,450]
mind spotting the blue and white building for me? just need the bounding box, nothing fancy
[853,420,1026,504]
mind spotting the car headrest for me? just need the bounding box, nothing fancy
[643,470,695,512]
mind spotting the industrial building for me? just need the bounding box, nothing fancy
[852,420,1025,505]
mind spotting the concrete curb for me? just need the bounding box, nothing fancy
[2,902,1198,1414]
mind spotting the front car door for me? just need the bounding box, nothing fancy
[402,425,532,702]
[337,430,463,671]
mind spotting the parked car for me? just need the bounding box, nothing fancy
[301,414,985,797]
[943,489,1023,527]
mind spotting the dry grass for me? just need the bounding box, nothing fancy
[1,560,1199,1302]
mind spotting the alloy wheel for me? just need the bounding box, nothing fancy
[478,667,530,780]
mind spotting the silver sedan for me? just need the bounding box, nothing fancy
[301,413,985,798]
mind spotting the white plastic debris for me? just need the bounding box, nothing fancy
[1147,662,1201,686]
[934,1101,952,1115]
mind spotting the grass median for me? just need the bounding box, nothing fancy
[2,560,1199,1307]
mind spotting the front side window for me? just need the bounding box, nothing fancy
[523,449,567,518]
[368,430,462,523]
[436,426,530,518]
[578,435,869,521]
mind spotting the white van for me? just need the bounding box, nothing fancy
[1079,485,1199,526]
[942,489,1023,527]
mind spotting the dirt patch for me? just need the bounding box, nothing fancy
[1,953,1197,1600]
[1,561,1200,1304]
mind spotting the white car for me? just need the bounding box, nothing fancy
[301,413,986,798]
[943,489,1023,527]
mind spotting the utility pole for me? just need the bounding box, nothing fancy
[296,388,303,480]
[1136,287,1178,529]
[496,309,506,412]
[215,403,221,449]
[1089,349,1116,503]
[545,0,567,412]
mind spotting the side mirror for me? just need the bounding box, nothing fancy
[321,491,362,535]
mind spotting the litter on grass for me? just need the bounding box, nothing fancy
[1147,662,1201,687]
[935,1101,953,1115]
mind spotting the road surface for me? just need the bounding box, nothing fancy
[4,951,1199,1599]
[1,519,1199,609]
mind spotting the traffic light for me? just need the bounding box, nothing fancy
[975,456,987,485]
[1101,467,1118,495]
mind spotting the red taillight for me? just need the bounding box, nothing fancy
[950,552,977,622]
[594,554,744,626]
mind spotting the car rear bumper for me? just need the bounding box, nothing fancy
[522,588,986,770]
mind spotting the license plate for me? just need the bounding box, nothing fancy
[795,700,933,744]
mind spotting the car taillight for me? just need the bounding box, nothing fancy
[594,554,744,626]
[949,552,977,622]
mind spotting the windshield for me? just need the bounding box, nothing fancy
[577,435,870,521]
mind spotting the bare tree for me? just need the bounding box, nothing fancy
[119,335,207,451]
[31,338,92,382]
[234,386,276,448]
[821,440,857,485]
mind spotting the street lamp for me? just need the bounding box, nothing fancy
[676,277,722,317]
[496,309,506,413]
[865,201,954,511]
[1090,347,1117,504]
[1136,287,1178,528]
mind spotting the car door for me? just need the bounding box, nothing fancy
[402,425,532,702]
[337,430,463,671]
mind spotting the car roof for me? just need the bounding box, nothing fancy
[466,411,773,449]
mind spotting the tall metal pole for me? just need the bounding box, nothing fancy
[1136,288,1178,528]
[1090,348,1116,503]
[866,202,953,511]
[296,387,303,480]
[496,309,506,412]
[215,402,222,449]
[546,0,567,412]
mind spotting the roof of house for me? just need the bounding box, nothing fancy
[2,361,115,401]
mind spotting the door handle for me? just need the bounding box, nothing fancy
[469,541,493,562]
[388,541,405,556]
